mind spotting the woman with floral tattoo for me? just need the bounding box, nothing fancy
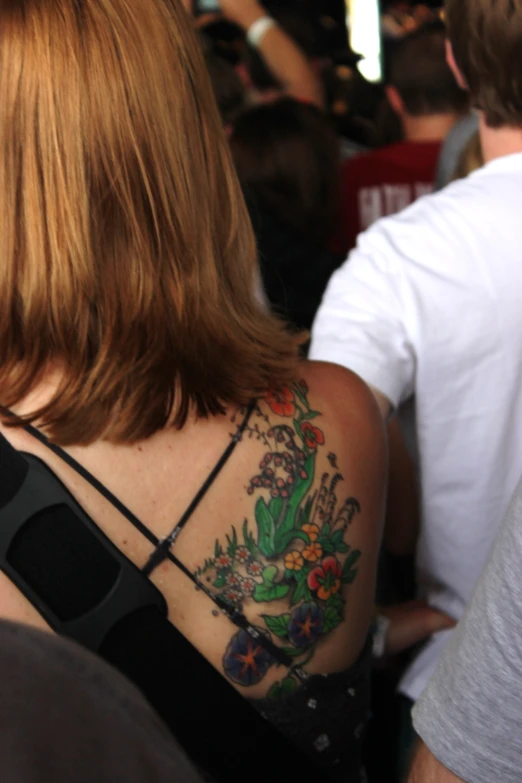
[0,1,392,782]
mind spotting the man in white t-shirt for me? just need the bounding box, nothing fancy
[310,0,522,705]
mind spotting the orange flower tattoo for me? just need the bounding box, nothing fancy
[266,386,296,417]
[302,523,320,542]
[302,542,323,562]
[301,422,325,450]
[284,550,304,571]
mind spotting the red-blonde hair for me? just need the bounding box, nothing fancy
[0,0,300,444]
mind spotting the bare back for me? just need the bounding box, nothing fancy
[0,361,386,699]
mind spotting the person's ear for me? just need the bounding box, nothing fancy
[385,85,405,117]
[446,39,468,90]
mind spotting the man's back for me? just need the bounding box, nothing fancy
[339,140,441,252]
[311,152,522,697]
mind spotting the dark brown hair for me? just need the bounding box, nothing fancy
[202,38,246,127]
[230,99,340,246]
[389,20,468,116]
[446,0,522,127]
[0,0,300,445]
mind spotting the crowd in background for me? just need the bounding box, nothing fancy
[194,0,475,334]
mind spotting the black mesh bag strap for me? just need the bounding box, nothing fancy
[0,435,168,649]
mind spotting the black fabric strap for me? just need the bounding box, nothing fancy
[4,403,255,559]
[0,429,29,509]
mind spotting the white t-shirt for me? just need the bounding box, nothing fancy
[310,152,522,700]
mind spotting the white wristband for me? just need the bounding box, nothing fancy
[371,614,391,659]
[246,16,277,48]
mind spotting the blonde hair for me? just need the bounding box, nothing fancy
[0,0,300,445]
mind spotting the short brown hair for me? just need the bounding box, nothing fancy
[389,20,469,116]
[230,99,341,246]
[446,0,522,127]
[0,0,300,445]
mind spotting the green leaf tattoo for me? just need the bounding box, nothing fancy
[262,613,292,638]
[253,566,290,603]
[341,550,362,584]
[267,675,299,700]
[323,605,343,633]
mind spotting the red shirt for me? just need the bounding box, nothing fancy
[339,140,441,252]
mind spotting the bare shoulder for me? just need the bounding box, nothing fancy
[301,359,383,410]
[299,360,386,451]
[294,360,387,547]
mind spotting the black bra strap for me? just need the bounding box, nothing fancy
[143,400,256,576]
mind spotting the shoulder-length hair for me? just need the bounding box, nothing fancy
[0,0,300,445]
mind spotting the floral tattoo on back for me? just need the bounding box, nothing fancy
[194,381,362,699]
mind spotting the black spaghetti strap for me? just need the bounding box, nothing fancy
[142,400,256,577]
[1,403,302,671]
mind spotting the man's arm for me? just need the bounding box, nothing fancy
[409,742,467,783]
[181,0,323,107]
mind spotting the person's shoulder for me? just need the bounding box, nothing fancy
[297,361,386,454]
[299,359,377,403]
[356,171,492,263]
[392,171,482,220]
[294,361,386,543]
